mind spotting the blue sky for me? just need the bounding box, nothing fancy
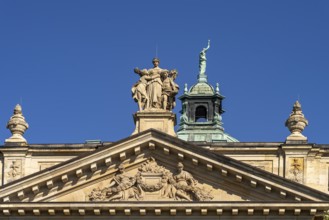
[0,1,328,144]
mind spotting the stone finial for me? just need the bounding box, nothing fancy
[184,83,188,94]
[5,104,29,145]
[285,101,308,143]
[215,83,220,94]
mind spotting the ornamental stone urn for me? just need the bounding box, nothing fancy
[5,104,29,145]
[285,101,308,143]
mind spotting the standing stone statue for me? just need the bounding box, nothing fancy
[132,69,150,111]
[161,70,179,111]
[145,58,164,109]
[132,58,179,111]
[199,40,210,76]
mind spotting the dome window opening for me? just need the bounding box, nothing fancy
[195,106,208,122]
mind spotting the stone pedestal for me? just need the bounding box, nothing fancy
[286,132,308,144]
[132,111,176,136]
[5,135,28,146]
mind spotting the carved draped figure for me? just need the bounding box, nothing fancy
[174,170,195,187]
[147,67,163,109]
[131,75,149,110]
[170,170,197,201]
[107,173,140,201]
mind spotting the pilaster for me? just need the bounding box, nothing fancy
[281,145,312,184]
[1,146,28,185]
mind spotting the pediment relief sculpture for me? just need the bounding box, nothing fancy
[2,131,328,204]
[88,158,213,201]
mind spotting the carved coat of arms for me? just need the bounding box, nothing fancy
[88,158,213,201]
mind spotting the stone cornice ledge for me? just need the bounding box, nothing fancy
[1,130,329,203]
[0,202,326,216]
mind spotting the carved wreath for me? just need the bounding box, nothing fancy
[136,172,166,192]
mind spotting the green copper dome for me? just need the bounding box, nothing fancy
[177,41,238,143]
[189,82,214,95]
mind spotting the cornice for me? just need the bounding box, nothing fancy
[0,202,326,217]
[1,129,329,204]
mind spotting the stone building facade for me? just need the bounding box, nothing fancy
[0,43,328,219]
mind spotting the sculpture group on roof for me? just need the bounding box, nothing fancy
[2,42,309,145]
[132,58,179,112]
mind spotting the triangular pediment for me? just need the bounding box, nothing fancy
[53,157,244,202]
[1,129,329,203]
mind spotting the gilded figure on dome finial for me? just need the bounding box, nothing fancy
[199,40,210,75]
